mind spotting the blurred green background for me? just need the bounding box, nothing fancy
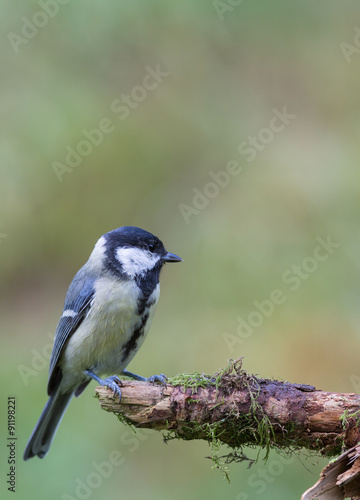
[2,1,360,498]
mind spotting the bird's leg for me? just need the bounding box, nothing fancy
[122,369,167,386]
[84,370,122,401]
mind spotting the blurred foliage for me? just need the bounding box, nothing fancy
[1,1,360,499]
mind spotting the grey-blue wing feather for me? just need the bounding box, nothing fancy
[47,268,96,395]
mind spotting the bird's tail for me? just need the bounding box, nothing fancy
[23,386,74,460]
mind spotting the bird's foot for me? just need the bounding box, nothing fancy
[146,373,168,386]
[122,369,167,387]
[103,375,122,400]
[84,370,122,401]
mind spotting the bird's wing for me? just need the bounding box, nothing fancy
[47,271,95,395]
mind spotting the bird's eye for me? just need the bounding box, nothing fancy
[148,243,156,252]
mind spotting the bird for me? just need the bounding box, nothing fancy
[23,226,182,460]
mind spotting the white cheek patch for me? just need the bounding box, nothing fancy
[88,236,106,270]
[116,247,160,278]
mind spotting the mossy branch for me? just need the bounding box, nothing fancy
[94,359,360,459]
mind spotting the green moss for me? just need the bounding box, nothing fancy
[337,408,360,453]
[116,412,137,432]
[340,409,360,430]
[207,425,230,483]
[164,358,281,478]
[168,372,215,393]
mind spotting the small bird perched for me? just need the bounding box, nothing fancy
[24,226,182,460]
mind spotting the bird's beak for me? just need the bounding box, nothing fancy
[163,252,183,263]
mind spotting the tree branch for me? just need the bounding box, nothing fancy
[95,359,360,457]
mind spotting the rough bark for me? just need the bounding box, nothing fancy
[94,359,360,456]
[301,445,360,500]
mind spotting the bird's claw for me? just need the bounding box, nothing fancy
[146,373,168,387]
[103,375,122,402]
